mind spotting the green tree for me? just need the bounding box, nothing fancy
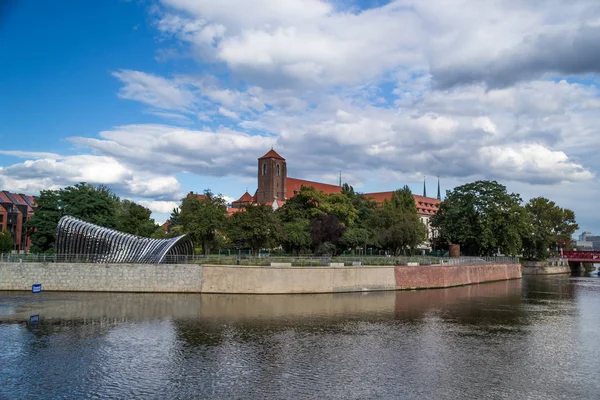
[431,180,527,256]
[179,190,227,255]
[26,189,62,253]
[376,212,427,256]
[371,185,427,255]
[227,205,281,255]
[115,200,157,237]
[339,226,371,254]
[384,185,417,213]
[309,213,346,254]
[281,219,311,255]
[522,197,578,260]
[26,183,121,253]
[0,230,13,253]
[59,183,119,228]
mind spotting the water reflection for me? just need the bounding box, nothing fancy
[1,276,600,399]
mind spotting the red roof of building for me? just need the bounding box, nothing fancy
[364,192,440,216]
[286,177,342,199]
[227,208,243,216]
[234,191,254,203]
[0,192,11,203]
[259,149,285,160]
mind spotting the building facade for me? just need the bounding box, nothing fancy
[0,191,36,252]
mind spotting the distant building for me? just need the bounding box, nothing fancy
[579,231,593,241]
[230,149,441,249]
[0,191,36,252]
[577,231,600,251]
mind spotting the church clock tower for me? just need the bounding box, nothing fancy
[257,149,287,203]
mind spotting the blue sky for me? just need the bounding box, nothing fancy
[1,0,600,233]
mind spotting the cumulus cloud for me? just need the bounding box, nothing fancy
[0,154,183,200]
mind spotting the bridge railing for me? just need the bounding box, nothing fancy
[0,253,520,266]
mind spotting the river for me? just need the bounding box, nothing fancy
[1,273,599,399]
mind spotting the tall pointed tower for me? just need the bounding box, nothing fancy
[423,176,427,197]
[257,149,287,203]
[437,176,441,200]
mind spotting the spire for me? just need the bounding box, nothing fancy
[339,170,342,187]
[423,176,427,197]
[437,175,441,200]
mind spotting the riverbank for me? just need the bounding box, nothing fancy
[522,259,571,275]
[0,262,521,294]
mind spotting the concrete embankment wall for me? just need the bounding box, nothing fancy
[0,262,521,294]
[522,259,571,275]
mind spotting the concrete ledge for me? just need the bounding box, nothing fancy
[270,262,292,267]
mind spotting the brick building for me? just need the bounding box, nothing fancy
[231,149,441,247]
[0,191,36,252]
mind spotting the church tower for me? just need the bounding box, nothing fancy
[257,148,287,203]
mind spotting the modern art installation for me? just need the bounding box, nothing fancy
[55,216,194,263]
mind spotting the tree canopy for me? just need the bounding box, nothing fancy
[522,197,578,259]
[0,230,13,253]
[431,180,529,256]
[179,190,227,255]
[26,183,157,253]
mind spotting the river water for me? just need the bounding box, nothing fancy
[1,273,600,399]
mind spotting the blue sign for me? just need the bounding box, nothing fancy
[32,284,42,293]
[29,315,39,325]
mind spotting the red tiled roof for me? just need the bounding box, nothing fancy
[187,192,207,200]
[227,207,243,215]
[259,149,285,160]
[0,192,11,203]
[234,191,254,203]
[364,192,440,216]
[286,177,342,199]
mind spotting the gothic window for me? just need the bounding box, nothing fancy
[262,163,267,176]
[276,164,280,176]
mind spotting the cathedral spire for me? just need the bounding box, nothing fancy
[437,176,441,200]
[423,176,427,197]
[339,170,342,187]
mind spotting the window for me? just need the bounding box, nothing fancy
[262,163,267,176]
[276,164,280,176]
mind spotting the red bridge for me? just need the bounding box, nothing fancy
[562,251,600,263]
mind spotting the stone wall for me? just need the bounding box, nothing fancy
[522,259,571,275]
[0,262,521,294]
[0,262,203,292]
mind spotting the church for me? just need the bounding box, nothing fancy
[229,149,441,246]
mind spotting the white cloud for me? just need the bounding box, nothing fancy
[0,154,183,200]
[112,69,196,111]
[138,200,180,214]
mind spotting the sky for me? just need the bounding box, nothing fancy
[1,0,600,233]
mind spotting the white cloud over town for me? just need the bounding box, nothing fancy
[1,0,600,229]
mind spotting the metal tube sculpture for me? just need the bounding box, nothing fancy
[55,216,194,263]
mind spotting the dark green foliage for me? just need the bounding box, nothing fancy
[179,190,227,255]
[281,219,311,255]
[227,204,281,255]
[385,185,417,213]
[522,197,578,260]
[59,183,119,228]
[339,227,371,254]
[116,200,157,237]
[0,230,13,253]
[309,213,346,254]
[431,180,528,256]
[26,189,62,253]
[371,186,427,255]
[27,183,158,252]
